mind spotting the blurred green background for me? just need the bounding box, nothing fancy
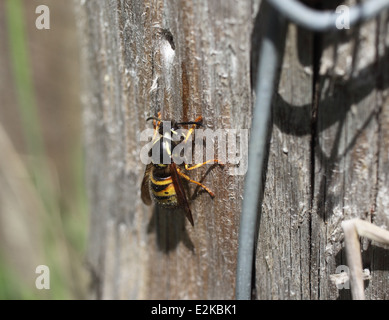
[0,0,88,299]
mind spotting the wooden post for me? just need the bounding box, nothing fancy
[76,0,389,299]
[76,0,252,299]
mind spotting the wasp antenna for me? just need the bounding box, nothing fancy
[176,121,203,127]
[146,116,161,122]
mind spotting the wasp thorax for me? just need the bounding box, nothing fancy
[148,121,183,165]
[150,136,181,165]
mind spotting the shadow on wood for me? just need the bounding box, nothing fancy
[147,206,194,253]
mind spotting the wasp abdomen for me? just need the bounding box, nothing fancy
[150,172,178,207]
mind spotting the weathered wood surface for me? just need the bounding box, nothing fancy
[76,0,389,299]
[256,0,389,300]
[311,0,389,300]
[76,0,253,299]
[254,20,313,299]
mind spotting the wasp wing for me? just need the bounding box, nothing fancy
[141,164,153,205]
[170,163,194,226]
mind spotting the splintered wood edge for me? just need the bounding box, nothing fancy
[341,218,389,300]
[329,268,371,286]
[341,219,365,300]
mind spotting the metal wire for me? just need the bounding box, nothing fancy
[267,0,389,32]
[236,6,287,300]
[236,0,389,300]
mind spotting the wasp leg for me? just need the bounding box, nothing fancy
[176,168,215,198]
[152,112,162,128]
[152,112,162,140]
[184,159,224,171]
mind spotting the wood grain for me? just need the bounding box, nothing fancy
[76,0,253,299]
[76,0,389,299]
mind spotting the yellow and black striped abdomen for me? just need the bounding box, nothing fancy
[150,171,178,207]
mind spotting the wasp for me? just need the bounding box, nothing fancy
[141,112,222,226]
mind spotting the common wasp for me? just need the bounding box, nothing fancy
[141,112,222,226]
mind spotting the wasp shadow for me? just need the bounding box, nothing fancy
[147,205,194,253]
